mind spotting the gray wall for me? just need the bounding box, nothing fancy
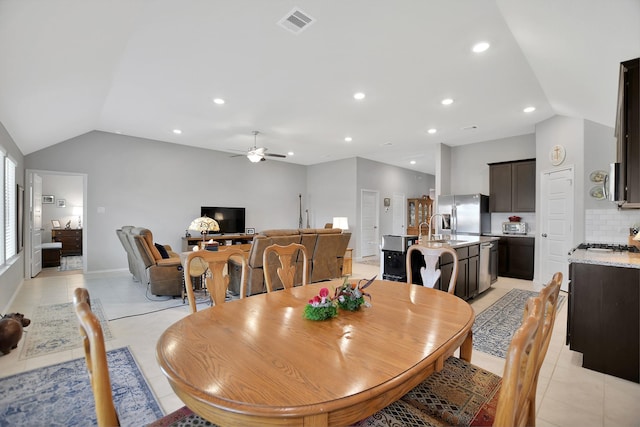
[584,119,616,210]
[448,134,536,195]
[25,131,308,272]
[0,121,25,311]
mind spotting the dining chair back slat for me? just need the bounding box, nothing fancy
[406,244,458,294]
[183,248,247,313]
[263,243,309,292]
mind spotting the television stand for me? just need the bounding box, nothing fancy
[181,234,255,252]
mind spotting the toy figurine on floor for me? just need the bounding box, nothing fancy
[65,220,71,229]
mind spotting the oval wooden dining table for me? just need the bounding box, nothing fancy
[156,279,475,427]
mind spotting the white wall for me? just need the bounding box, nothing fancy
[41,174,83,242]
[25,131,308,272]
[0,121,25,313]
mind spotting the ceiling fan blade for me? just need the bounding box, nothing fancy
[264,153,287,158]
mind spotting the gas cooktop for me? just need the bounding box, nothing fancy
[576,243,640,253]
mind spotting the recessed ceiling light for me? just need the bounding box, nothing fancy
[213,98,225,105]
[427,128,437,134]
[115,130,122,134]
[441,98,454,105]
[382,141,393,146]
[472,42,490,53]
[287,151,294,156]
[344,136,353,142]
[353,92,366,100]
[173,129,182,135]
[410,160,416,165]
[523,106,536,113]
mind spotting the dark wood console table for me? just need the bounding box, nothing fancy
[181,234,255,252]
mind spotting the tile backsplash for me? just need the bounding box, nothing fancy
[585,209,640,243]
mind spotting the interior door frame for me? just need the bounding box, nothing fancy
[25,169,88,278]
[538,165,574,286]
[360,189,380,258]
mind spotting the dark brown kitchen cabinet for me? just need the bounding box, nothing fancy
[567,262,639,383]
[52,229,83,256]
[617,58,640,204]
[498,237,534,280]
[440,244,479,300]
[489,159,536,212]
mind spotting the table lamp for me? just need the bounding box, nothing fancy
[189,215,220,244]
[332,217,349,230]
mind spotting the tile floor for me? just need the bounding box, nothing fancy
[1,261,639,427]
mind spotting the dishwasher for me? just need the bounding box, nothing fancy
[478,242,493,294]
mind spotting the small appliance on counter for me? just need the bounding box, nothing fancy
[502,221,527,235]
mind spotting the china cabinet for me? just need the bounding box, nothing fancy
[407,195,433,236]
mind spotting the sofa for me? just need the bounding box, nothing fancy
[228,228,351,296]
[116,226,183,296]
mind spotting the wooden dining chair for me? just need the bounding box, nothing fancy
[263,243,309,292]
[406,244,459,294]
[73,288,214,427]
[183,248,247,313]
[353,272,563,427]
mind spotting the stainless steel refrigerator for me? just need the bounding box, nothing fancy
[436,194,490,236]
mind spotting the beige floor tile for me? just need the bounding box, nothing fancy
[2,263,639,427]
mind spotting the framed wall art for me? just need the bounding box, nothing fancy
[57,199,66,207]
[42,195,54,204]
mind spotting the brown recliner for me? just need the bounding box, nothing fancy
[228,228,352,297]
[129,227,183,296]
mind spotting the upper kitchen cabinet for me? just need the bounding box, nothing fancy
[489,159,536,212]
[617,58,640,205]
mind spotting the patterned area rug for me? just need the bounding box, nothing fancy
[0,347,163,426]
[472,288,565,358]
[20,299,112,360]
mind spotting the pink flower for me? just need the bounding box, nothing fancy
[319,288,329,298]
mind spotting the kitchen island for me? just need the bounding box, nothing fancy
[567,247,640,383]
[412,236,499,301]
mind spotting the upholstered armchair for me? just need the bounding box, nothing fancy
[127,227,183,296]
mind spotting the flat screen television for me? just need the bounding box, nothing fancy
[200,206,246,235]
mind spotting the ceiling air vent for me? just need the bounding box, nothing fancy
[278,8,315,34]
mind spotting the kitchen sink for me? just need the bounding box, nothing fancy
[427,239,469,245]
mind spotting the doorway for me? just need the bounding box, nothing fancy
[360,189,380,258]
[26,170,87,278]
[539,166,574,291]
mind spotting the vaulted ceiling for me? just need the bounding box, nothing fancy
[1,0,638,174]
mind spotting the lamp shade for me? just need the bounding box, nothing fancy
[189,215,220,234]
[332,217,349,230]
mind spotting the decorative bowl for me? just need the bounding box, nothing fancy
[508,216,521,222]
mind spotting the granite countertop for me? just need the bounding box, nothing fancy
[569,249,640,269]
[420,235,499,249]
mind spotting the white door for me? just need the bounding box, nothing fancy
[360,190,379,257]
[392,193,405,235]
[540,167,573,291]
[30,173,43,277]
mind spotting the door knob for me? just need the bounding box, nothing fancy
[541,233,547,237]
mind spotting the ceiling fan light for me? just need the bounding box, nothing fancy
[247,152,262,163]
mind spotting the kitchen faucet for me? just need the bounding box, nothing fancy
[418,221,429,244]
[428,214,445,242]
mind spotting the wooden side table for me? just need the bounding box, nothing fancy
[343,248,353,276]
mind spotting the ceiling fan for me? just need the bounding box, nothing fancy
[240,131,287,163]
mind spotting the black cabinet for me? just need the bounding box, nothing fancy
[440,244,479,300]
[618,58,640,204]
[489,159,536,212]
[497,237,534,280]
[568,262,639,383]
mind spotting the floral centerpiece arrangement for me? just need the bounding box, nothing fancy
[303,287,338,321]
[334,275,376,311]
